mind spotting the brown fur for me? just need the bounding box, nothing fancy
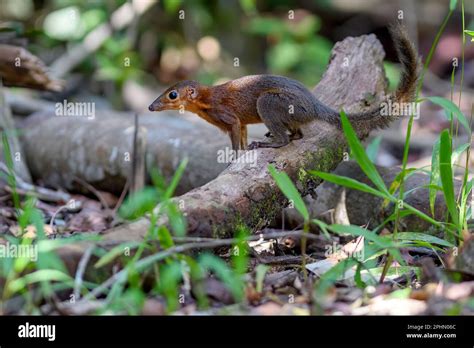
[149,24,421,150]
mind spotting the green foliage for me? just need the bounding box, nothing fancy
[365,135,382,162]
[439,130,459,234]
[94,242,141,269]
[95,158,252,312]
[232,226,250,276]
[162,0,183,13]
[0,131,74,308]
[312,112,442,228]
[199,253,244,302]
[239,0,257,15]
[425,96,471,134]
[394,232,454,248]
[96,38,144,85]
[314,258,358,298]
[429,137,441,216]
[267,96,466,302]
[268,165,309,221]
[424,97,471,232]
[304,4,472,291]
[340,111,389,194]
[119,158,188,221]
[255,264,269,293]
[313,171,386,198]
[158,261,183,312]
[383,62,401,91]
[118,187,160,220]
[247,13,331,85]
[465,29,474,41]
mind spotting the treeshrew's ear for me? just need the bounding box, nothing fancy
[187,86,198,99]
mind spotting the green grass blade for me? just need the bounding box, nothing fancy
[426,96,471,134]
[268,164,309,221]
[199,253,244,302]
[451,143,470,165]
[366,135,382,162]
[8,270,73,294]
[95,242,140,268]
[328,224,393,249]
[310,171,388,199]
[164,158,188,199]
[118,187,159,219]
[429,137,441,216]
[340,111,389,195]
[312,171,442,228]
[439,130,459,227]
[395,232,454,248]
[255,264,269,293]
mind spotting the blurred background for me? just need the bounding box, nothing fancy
[0,0,473,168]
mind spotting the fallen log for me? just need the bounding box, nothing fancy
[101,33,390,242]
[20,110,231,195]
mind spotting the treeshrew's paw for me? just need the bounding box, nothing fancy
[247,141,260,150]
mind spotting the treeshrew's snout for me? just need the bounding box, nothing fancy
[148,99,162,112]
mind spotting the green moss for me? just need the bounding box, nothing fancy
[211,224,224,239]
[213,144,346,238]
[211,209,255,239]
[297,146,345,193]
[247,191,282,229]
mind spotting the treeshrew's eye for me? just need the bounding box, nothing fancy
[168,91,178,100]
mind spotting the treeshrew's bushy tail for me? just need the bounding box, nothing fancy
[391,24,421,105]
[323,23,421,133]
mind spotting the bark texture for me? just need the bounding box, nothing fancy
[0,44,63,91]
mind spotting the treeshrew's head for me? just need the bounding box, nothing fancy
[148,80,203,113]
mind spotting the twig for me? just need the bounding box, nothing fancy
[0,162,70,202]
[112,178,130,216]
[4,90,55,115]
[130,113,146,195]
[73,246,94,300]
[259,255,311,265]
[73,176,110,210]
[49,204,69,232]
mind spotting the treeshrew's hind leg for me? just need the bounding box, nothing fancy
[249,93,290,149]
[289,128,303,141]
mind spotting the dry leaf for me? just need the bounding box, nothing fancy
[10,224,54,238]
